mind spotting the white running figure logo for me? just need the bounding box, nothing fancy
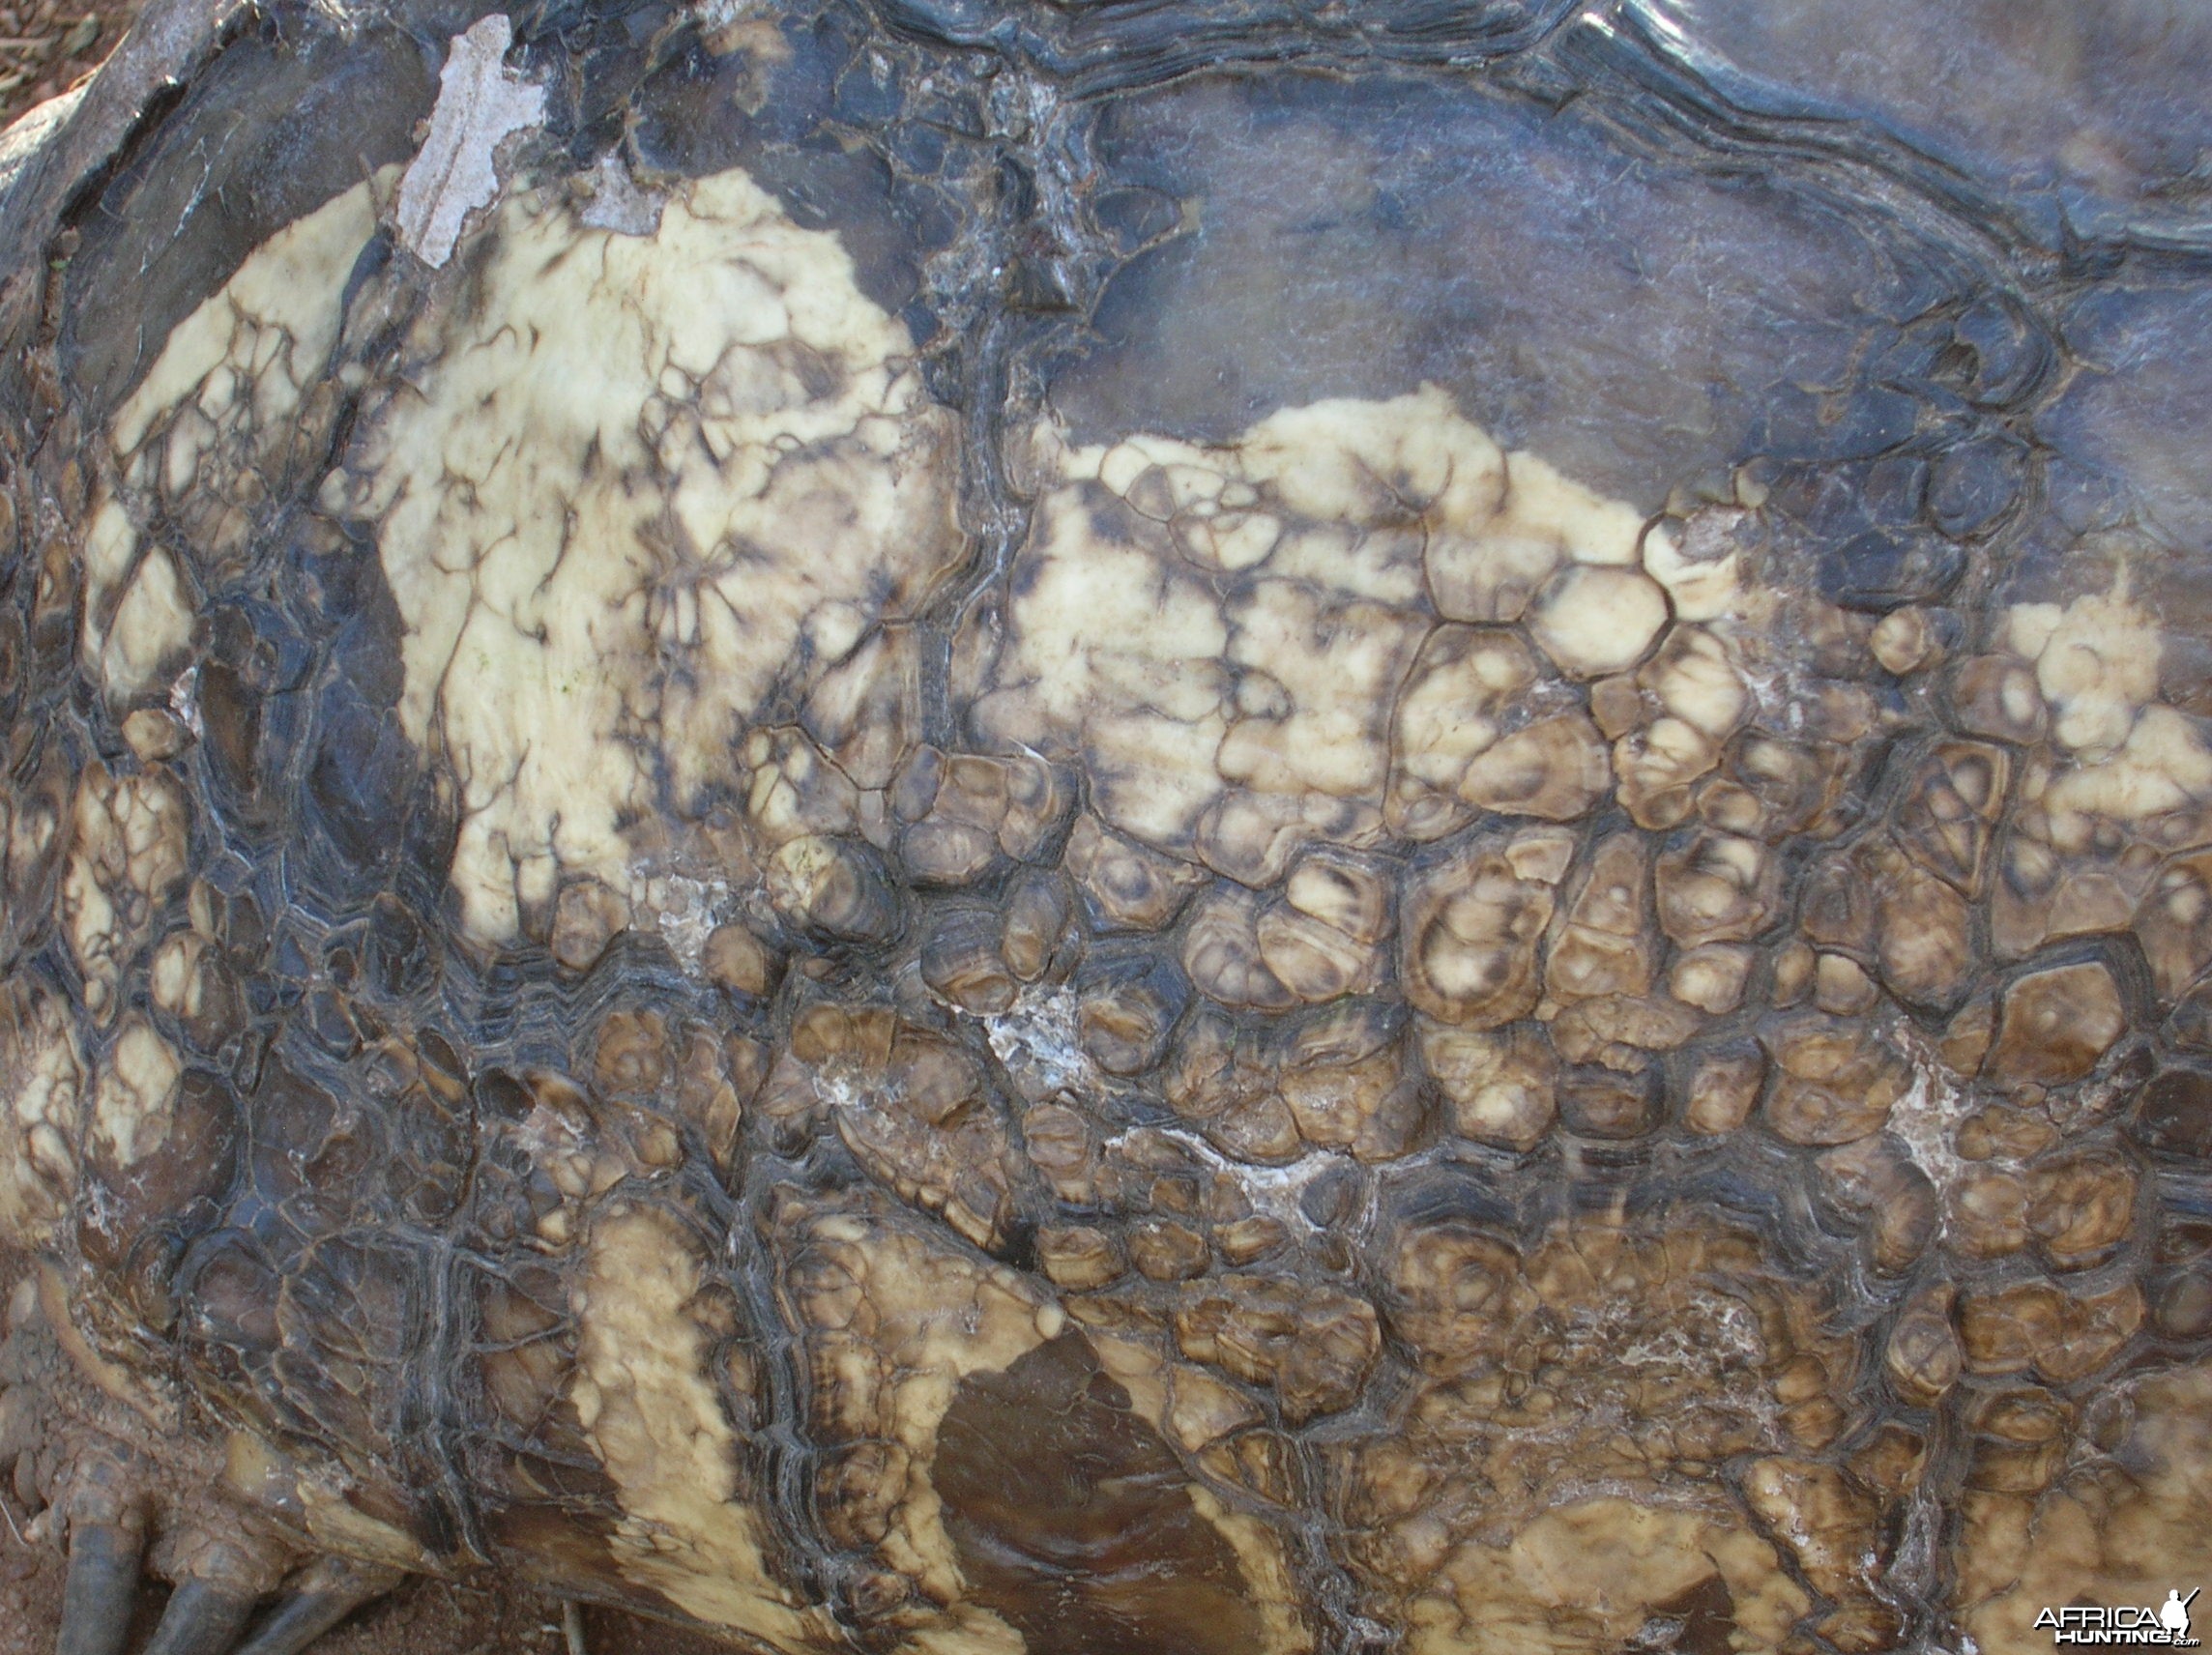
[2162,1590,2198,1638]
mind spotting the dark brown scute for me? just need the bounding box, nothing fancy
[934,1331,1270,1655]
[1629,1573,1737,1655]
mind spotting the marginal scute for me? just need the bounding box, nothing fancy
[1610,625,1747,829]
[1653,831,1778,949]
[892,746,1068,886]
[1545,832,1656,1005]
[107,176,388,577]
[1418,1021,1557,1150]
[1064,813,1210,932]
[80,525,194,706]
[87,1015,184,1172]
[932,1331,1305,1655]
[1526,565,1670,681]
[1387,626,1553,840]
[1984,959,2127,1087]
[1683,1042,1767,1138]
[2136,848,2212,1002]
[1275,1000,1422,1158]
[770,1197,1295,1651]
[1357,1212,1856,1652]
[1893,740,2011,899]
[63,762,191,1024]
[1760,1014,1913,1147]
[2008,581,2164,757]
[1173,1272,1381,1425]
[767,834,902,944]
[1871,841,1978,1008]
[1403,1504,1806,1655]
[828,1028,1018,1251]
[1955,1362,2212,1654]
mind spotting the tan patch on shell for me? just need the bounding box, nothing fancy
[1348,1210,1897,1650]
[0,983,83,1246]
[784,1194,1312,1653]
[1956,1361,2212,1653]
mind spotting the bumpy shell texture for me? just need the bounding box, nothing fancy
[2,0,2211,1652]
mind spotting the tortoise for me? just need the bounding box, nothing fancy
[0,0,2209,1651]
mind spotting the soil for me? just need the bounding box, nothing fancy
[0,0,137,132]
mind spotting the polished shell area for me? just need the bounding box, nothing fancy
[1,0,2210,1652]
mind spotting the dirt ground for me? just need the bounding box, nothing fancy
[0,0,136,131]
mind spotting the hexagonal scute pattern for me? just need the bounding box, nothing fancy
[1,1,2210,1653]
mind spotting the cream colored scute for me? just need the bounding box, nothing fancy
[2009,574,2212,828]
[331,166,962,942]
[571,1205,833,1649]
[89,1016,183,1170]
[2008,580,2163,757]
[94,547,194,700]
[1957,1361,2212,1654]
[78,498,194,703]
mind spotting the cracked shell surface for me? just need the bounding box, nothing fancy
[3,0,2212,1652]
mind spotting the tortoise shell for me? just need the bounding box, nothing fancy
[1,1,2210,1651]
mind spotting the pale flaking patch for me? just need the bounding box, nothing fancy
[394,15,547,268]
[111,177,381,458]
